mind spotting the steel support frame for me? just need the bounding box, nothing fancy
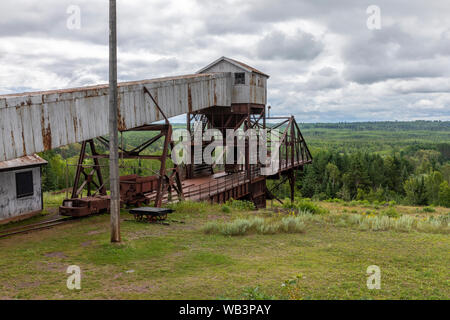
[265,116,312,201]
[70,124,183,207]
[184,106,313,208]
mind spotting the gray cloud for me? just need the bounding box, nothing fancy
[0,0,449,121]
[257,30,324,61]
[342,24,450,84]
[304,67,345,91]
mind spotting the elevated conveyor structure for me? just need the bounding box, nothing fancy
[0,73,231,162]
[1,57,312,211]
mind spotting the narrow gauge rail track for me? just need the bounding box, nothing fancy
[0,216,75,239]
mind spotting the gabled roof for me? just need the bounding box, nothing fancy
[0,154,47,172]
[197,56,269,78]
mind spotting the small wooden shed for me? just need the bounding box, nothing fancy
[0,155,47,224]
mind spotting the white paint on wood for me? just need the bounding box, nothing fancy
[0,167,43,221]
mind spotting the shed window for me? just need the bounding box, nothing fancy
[16,171,34,198]
[258,78,263,87]
[235,73,245,85]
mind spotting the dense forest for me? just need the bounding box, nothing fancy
[39,121,450,208]
[278,121,450,207]
[295,147,450,206]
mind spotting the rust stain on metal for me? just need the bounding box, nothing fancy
[19,110,27,155]
[21,131,27,155]
[207,81,211,104]
[41,113,52,150]
[73,116,78,136]
[42,125,52,150]
[0,154,47,170]
[117,94,127,131]
[10,131,16,153]
[213,81,217,105]
[187,85,192,113]
[154,91,160,120]
[250,74,256,86]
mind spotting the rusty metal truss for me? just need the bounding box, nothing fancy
[63,123,183,213]
[185,104,312,207]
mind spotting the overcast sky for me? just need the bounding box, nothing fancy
[0,0,449,122]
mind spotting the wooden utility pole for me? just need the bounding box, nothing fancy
[109,0,121,243]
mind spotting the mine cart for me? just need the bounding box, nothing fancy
[129,207,174,223]
[120,175,159,207]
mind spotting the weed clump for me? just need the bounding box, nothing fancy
[167,201,213,214]
[225,199,256,211]
[341,213,448,233]
[221,205,231,213]
[381,207,400,218]
[282,198,327,215]
[203,216,306,236]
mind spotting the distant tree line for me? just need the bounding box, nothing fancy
[300,121,450,132]
[294,145,450,207]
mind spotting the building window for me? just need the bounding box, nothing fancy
[235,72,245,85]
[16,171,34,198]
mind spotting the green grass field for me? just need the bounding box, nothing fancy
[0,198,448,300]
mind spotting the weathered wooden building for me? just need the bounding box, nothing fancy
[0,155,47,224]
[197,56,269,105]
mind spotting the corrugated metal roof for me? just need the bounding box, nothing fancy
[0,154,47,171]
[0,73,217,98]
[225,57,269,77]
[0,72,232,162]
[197,57,270,78]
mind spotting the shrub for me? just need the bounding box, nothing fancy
[282,198,327,215]
[388,200,397,207]
[370,216,391,231]
[255,222,279,235]
[221,205,231,213]
[202,216,306,236]
[221,219,252,236]
[344,212,449,234]
[393,215,415,232]
[422,206,436,213]
[203,221,222,235]
[348,214,364,225]
[280,216,306,233]
[225,199,256,211]
[325,198,344,203]
[296,211,322,222]
[381,207,400,218]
